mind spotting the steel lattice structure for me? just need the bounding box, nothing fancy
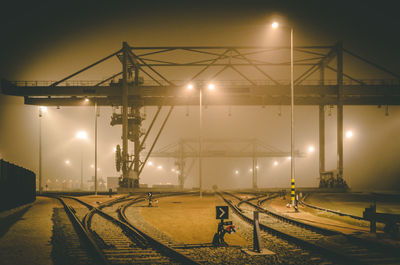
[1,41,399,189]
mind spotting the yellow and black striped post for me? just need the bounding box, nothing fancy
[291,178,295,206]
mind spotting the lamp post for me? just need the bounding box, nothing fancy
[94,100,99,195]
[187,82,214,198]
[272,22,295,206]
[76,130,88,190]
[38,106,47,194]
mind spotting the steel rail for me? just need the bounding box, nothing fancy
[117,194,202,265]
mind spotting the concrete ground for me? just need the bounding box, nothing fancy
[0,196,58,265]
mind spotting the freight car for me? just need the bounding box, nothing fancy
[0,159,36,211]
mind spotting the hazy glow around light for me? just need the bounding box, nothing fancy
[171,168,175,172]
[84,98,89,102]
[40,106,48,112]
[272,22,279,29]
[65,160,70,165]
[157,165,163,170]
[273,161,279,166]
[234,170,239,175]
[286,156,291,160]
[187,83,193,90]
[256,165,259,169]
[249,168,253,172]
[90,164,94,168]
[208,83,215,90]
[76,130,88,140]
[346,130,353,139]
[308,145,315,153]
[113,147,117,152]
[148,161,153,166]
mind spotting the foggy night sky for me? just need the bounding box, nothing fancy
[0,0,400,191]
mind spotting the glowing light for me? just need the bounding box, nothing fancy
[308,145,315,153]
[171,168,176,172]
[84,98,89,102]
[249,168,253,172]
[76,130,88,140]
[157,165,163,170]
[65,160,70,165]
[346,130,353,139]
[39,106,48,112]
[286,156,291,160]
[90,164,94,168]
[148,161,153,166]
[113,147,116,152]
[234,170,239,175]
[273,161,279,166]
[271,22,279,29]
[256,165,259,169]
[187,83,193,90]
[208,83,215,90]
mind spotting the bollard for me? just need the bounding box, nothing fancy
[253,211,262,253]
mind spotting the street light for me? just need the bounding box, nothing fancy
[38,106,47,193]
[187,82,215,198]
[346,130,353,139]
[76,130,88,190]
[272,21,295,206]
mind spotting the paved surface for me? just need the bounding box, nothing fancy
[0,196,58,265]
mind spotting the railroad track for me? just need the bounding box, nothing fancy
[220,191,400,265]
[57,193,201,265]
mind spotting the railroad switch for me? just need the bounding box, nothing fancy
[212,220,235,247]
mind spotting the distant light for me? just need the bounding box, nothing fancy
[90,164,94,168]
[308,145,315,153]
[286,156,292,160]
[273,161,279,166]
[84,98,89,102]
[176,170,180,174]
[271,22,279,29]
[65,160,70,165]
[187,83,193,90]
[171,168,176,172]
[234,170,239,175]
[249,168,253,172]
[76,130,88,140]
[346,130,353,139]
[208,83,215,90]
[157,165,163,170]
[256,165,259,169]
[113,147,117,152]
[97,168,100,171]
[148,161,153,166]
[39,106,48,112]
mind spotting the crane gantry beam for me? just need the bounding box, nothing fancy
[1,42,399,190]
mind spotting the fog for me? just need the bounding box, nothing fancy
[1,1,399,191]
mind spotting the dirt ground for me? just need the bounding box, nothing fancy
[138,194,249,246]
[78,194,125,207]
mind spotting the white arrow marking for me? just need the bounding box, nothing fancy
[219,208,226,218]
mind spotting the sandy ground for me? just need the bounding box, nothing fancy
[138,194,250,246]
[77,194,125,207]
[267,196,371,234]
[0,196,60,265]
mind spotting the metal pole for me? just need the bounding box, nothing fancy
[80,147,83,190]
[122,42,129,185]
[94,100,98,195]
[199,89,203,198]
[290,27,295,206]
[39,108,42,194]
